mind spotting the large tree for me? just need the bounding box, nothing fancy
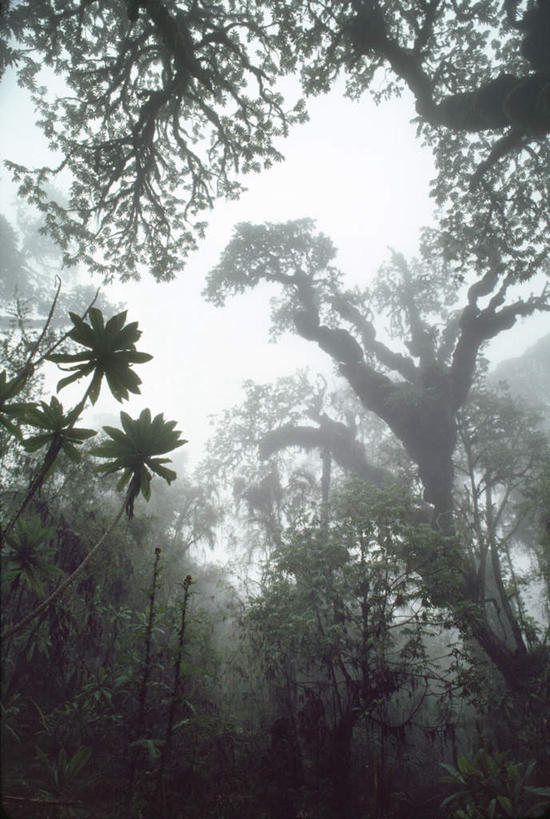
[205,219,549,528]
[1,0,548,280]
[205,218,550,692]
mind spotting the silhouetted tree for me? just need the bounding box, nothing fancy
[2,1,548,280]
[205,218,550,694]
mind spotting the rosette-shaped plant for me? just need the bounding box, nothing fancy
[90,409,187,517]
[23,396,96,462]
[3,516,61,598]
[48,308,153,404]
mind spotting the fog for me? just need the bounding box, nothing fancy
[2,71,546,462]
[1,5,549,819]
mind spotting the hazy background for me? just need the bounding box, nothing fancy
[1,70,547,464]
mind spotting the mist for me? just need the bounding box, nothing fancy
[1,3,549,819]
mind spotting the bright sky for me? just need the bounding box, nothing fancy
[1,69,548,465]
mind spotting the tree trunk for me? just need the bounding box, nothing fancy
[330,711,355,819]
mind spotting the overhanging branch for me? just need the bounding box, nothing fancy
[259,422,392,487]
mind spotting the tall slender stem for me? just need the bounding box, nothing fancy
[1,388,91,548]
[126,547,163,813]
[154,575,193,812]
[1,439,63,547]
[138,547,163,733]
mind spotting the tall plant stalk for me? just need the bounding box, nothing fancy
[139,547,163,734]
[154,575,193,814]
[1,392,89,547]
[126,547,163,814]
[2,439,64,546]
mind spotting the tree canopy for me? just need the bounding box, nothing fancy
[2,3,550,817]
[205,219,550,527]
[1,0,548,280]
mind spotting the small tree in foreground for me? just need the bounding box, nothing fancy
[1,300,186,640]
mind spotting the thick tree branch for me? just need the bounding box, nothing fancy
[451,283,550,408]
[391,252,437,367]
[437,313,461,364]
[292,289,455,517]
[135,0,209,85]
[347,4,550,138]
[413,0,442,56]
[259,422,393,488]
[331,294,419,381]
[346,2,436,118]
[470,130,527,189]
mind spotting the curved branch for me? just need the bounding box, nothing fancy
[390,252,437,367]
[346,3,436,118]
[331,294,419,380]
[259,423,392,488]
[136,0,208,84]
[347,5,550,138]
[451,285,550,408]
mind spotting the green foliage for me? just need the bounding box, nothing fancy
[91,408,187,517]
[371,247,460,347]
[34,744,92,796]
[205,219,340,300]
[2,8,550,810]
[2,516,61,596]
[0,367,32,439]
[458,386,549,488]
[248,480,434,708]
[3,2,306,281]
[204,219,345,340]
[0,305,156,556]
[336,479,467,609]
[47,308,153,404]
[440,748,550,819]
[491,334,550,413]
[4,2,549,283]
[23,396,96,461]
[242,480,454,818]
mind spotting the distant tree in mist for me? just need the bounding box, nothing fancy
[0,212,117,333]
[490,333,550,417]
[205,218,550,699]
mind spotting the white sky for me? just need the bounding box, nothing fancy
[1,69,548,466]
